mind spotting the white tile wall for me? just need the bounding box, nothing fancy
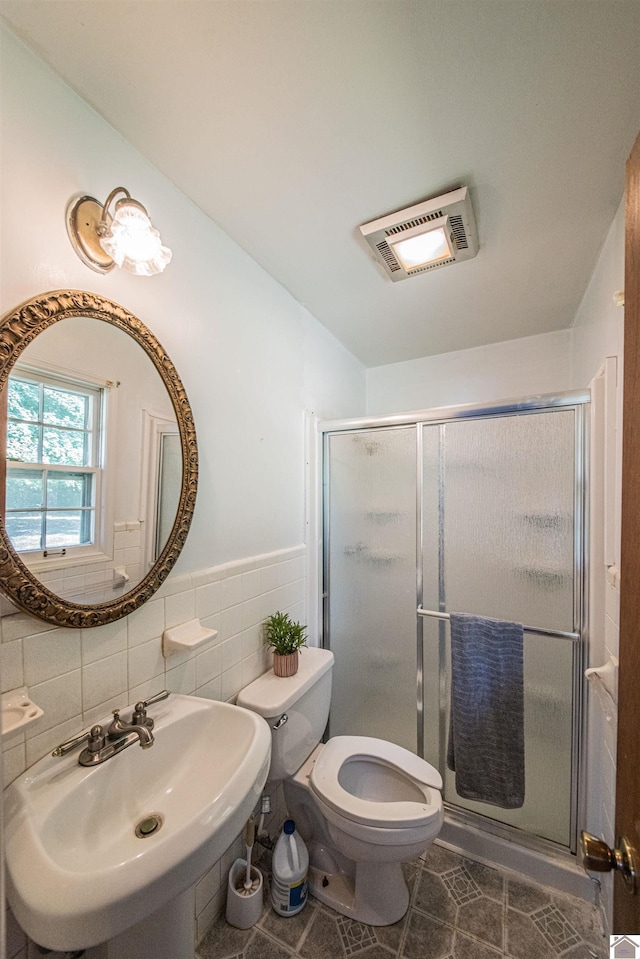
[31,520,144,608]
[1,544,305,957]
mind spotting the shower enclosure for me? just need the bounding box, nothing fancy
[322,394,587,854]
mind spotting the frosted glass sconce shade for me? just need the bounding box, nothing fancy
[67,187,172,276]
[99,201,172,276]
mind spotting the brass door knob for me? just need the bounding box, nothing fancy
[580,830,637,893]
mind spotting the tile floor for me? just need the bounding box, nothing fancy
[197,844,607,959]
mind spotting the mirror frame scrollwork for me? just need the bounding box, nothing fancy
[0,290,198,628]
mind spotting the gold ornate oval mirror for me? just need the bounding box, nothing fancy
[0,290,198,628]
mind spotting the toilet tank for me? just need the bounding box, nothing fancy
[237,647,334,781]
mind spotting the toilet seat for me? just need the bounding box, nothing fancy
[309,735,443,831]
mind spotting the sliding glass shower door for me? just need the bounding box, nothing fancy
[324,399,585,850]
[421,410,579,846]
[325,427,417,752]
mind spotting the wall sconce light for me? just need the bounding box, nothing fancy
[66,188,172,276]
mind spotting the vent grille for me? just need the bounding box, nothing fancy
[449,214,468,250]
[376,239,401,272]
[385,210,444,237]
[407,257,456,275]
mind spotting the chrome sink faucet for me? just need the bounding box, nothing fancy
[52,689,170,766]
[107,710,154,748]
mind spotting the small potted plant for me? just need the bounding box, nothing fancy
[264,611,307,677]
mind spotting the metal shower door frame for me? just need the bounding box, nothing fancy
[321,389,589,856]
[415,396,588,855]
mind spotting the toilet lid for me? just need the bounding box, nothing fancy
[309,736,443,830]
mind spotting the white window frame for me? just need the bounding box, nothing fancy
[139,408,179,573]
[6,360,118,572]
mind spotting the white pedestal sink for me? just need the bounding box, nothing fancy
[4,693,271,955]
[83,887,196,959]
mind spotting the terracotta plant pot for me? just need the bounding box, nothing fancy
[273,651,299,677]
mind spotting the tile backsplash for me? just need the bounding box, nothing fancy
[1,543,306,785]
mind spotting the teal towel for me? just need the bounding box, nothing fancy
[447,612,525,809]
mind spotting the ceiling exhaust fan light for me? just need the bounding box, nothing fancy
[358,186,478,281]
[389,226,451,270]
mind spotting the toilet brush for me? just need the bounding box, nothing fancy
[236,816,260,895]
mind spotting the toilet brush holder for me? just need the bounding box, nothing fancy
[225,858,264,929]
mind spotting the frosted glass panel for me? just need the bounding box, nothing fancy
[439,411,576,630]
[421,425,444,770]
[325,427,417,751]
[422,410,577,845]
[441,628,574,844]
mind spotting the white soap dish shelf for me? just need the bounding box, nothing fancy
[162,618,218,657]
[2,687,44,737]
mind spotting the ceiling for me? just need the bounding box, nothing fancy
[2,1,640,368]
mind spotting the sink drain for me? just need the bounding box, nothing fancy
[135,813,163,838]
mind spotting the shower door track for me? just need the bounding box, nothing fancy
[320,390,590,433]
[321,389,589,859]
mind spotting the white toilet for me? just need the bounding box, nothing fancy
[236,647,443,925]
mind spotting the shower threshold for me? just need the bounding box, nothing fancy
[439,805,596,903]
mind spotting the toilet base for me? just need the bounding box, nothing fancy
[308,861,409,926]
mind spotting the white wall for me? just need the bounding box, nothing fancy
[366,328,573,415]
[570,199,625,388]
[365,198,624,418]
[0,27,366,574]
[0,25,365,958]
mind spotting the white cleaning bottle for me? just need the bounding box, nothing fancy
[271,819,309,916]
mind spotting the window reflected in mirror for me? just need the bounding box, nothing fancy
[6,368,104,557]
[2,316,182,606]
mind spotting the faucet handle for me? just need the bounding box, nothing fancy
[52,724,105,757]
[132,689,170,727]
[140,689,170,708]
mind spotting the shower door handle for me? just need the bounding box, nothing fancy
[580,830,637,893]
